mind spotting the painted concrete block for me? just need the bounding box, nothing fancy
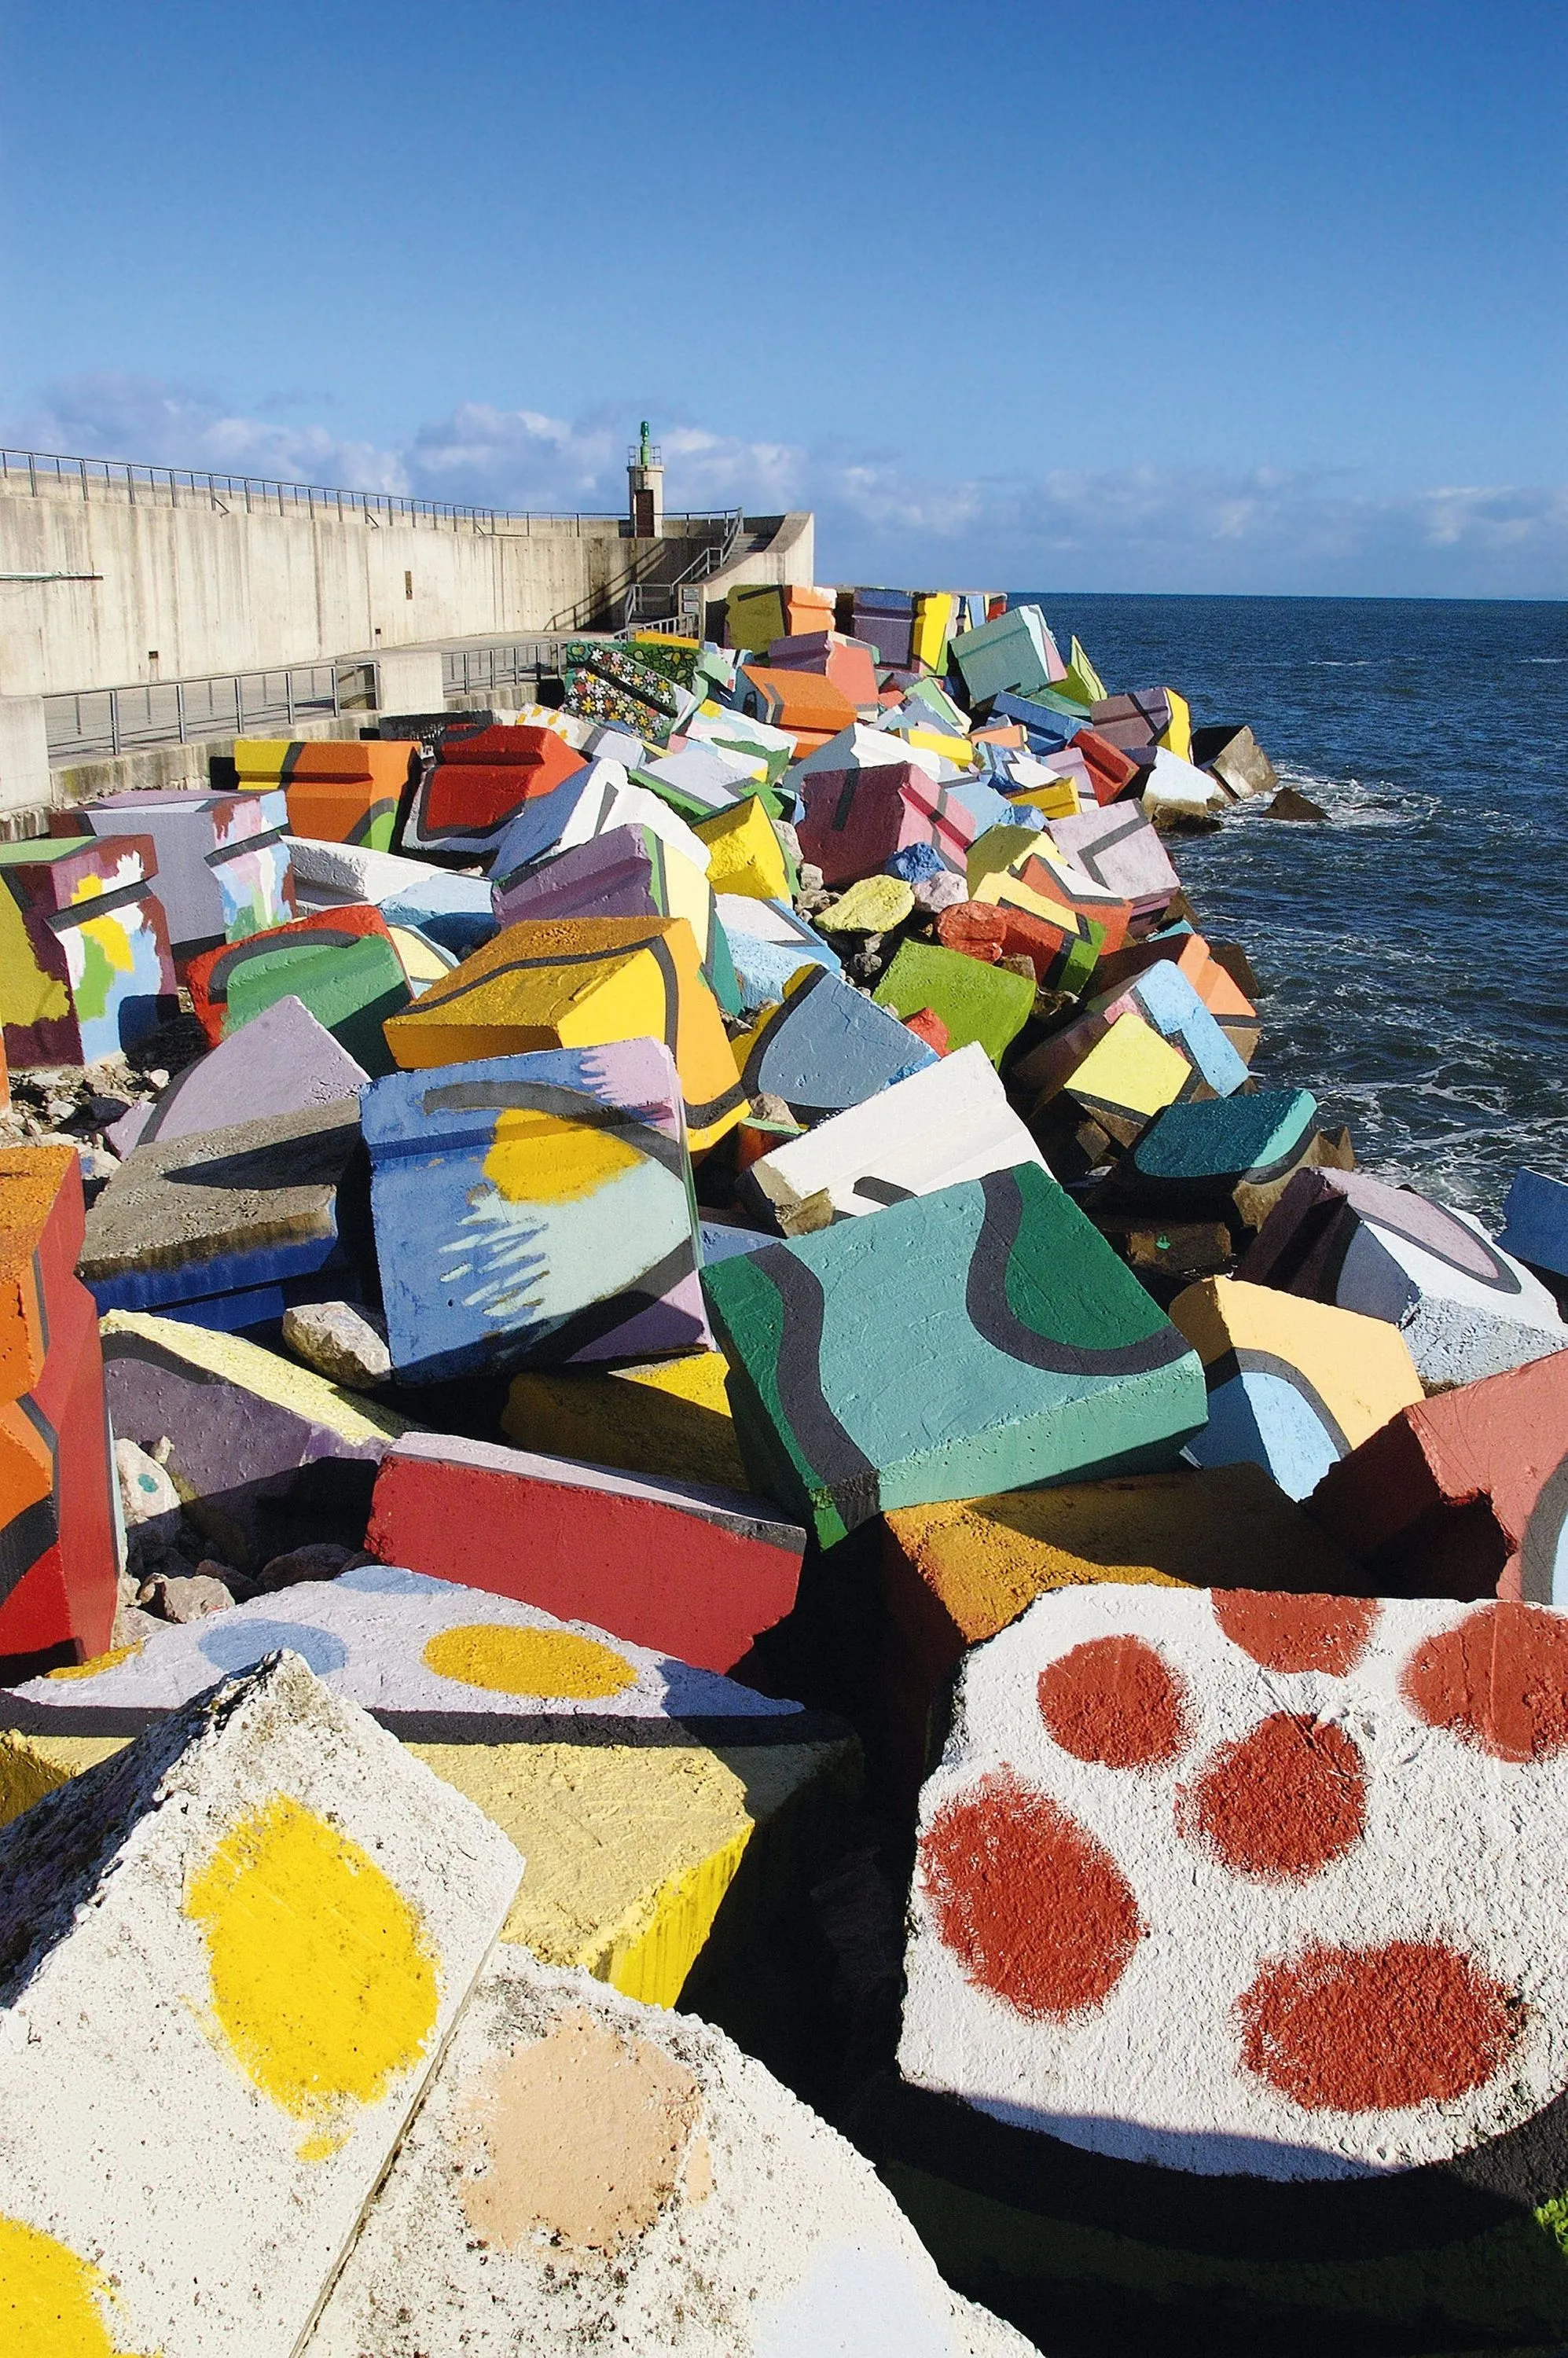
[108,993,369,1158]
[736,665,859,744]
[234,737,418,850]
[0,1650,519,2358]
[0,1148,116,1676]
[304,1944,1026,2358]
[382,916,749,1154]
[692,792,791,901]
[1309,1347,1568,1603]
[99,1309,409,1574]
[1056,634,1107,707]
[367,1430,805,1673]
[935,896,1102,997]
[490,822,737,1014]
[972,836,1134,956]
[0,836,177,1067]
[1190,722,1279,800]
[402,723,588,861]
[186,902,410,1074]
[1170,1276,1424,1501]
[486,758,704,883]
[818,872,915,934]
[80,1099,370,1329]
[1142,746,1228,823]
[56,787,294,960]
[1094,927,1261,1063]
[703,1165,1206,1547]
[747,1044,1046,1226]
[1095,959,1250,1096]
[799,758,979,886]
[889,1581,1568,2354]
[1047,803,1181,918]
[1239,1167,1568,1387]
[363,1041,710,1383]
[873,938,1035,1067]
[717,892,839,1014]
[503,1350,751,1493]
[1498,1167,1568,1286]
[879,1462,1362,1718]
[733,964,937,1126]
[851,592,916,670]
[1074,725,1148,806]
[1045,1012,1195,1144]
[388,923,456,993]
[637,741,758,820]
[0,1566,854,2012]
[1089,687,1182,754]
[725,583,788,654]
[1096,1089,1325,1229]
[951,607,1058,704]
[288,835,498,955]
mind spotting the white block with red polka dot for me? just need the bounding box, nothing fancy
[900,1583,1568,2180]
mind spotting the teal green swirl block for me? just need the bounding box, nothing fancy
[702,1163,1206,1546]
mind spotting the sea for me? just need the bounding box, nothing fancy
[1012,594,1568,1226]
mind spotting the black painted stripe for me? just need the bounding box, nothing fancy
[510,1234,701,1365]
[412,1079,689,1186]
[1519,1451,1568,1606]
[854,1177,916,1206]
[202,922,380,1004]
[965,1169,1193,1377]
[344,799,397,846]
[0,1394,58,1607]
[762,1249,880,1525]
[204,824,288,869]
[42,876,156,931]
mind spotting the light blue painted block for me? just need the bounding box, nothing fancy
[736,967,938,1126]
[362,1039,710,1384]
[380,871,497,958]
[1183,1369,1339,1501]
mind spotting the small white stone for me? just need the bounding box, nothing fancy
[281,1300,392,1390]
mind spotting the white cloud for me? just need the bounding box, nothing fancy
[6,374,1566,596]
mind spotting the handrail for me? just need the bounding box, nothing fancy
[0,445,742,538]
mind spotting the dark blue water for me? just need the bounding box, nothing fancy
[1015,595,1568,1225]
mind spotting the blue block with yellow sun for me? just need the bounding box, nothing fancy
[362,1039,711,1383]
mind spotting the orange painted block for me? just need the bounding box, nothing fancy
[1094,932,1260,1061]
[0,1147,116,1675]
[736,668,858,739]
[973,723,1029,749]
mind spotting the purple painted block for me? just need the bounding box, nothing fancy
[490,824,666,929]
[98,1309,410,1571]
[362,1038,711,1384]
[108,994,370,1158]
[55,789,295,960]
[1048,803,1181,919]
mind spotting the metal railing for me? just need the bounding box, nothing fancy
[1,444,747,538]
[440,638,586,701]
[45,666,340,763]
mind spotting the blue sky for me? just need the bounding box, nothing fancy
[2,0,1563,593]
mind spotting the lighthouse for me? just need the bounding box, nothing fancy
[627,421,664,540]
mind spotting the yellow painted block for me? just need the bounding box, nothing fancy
[967,823,1048,898]
[1169,1276,1425,1451]
[383,915,749,1152]
[502,1351,750,1491]
[725,585,787,656]
[1059,635,1107,707]
[387,924,454,993]
[881,1460,1363,1661]
[901,727,974,768]
[692,795,789,902]
[817,874,916,935]
[1159,686,1193,762]
[0,1722,857,2011]
[1062,1010,1192,1126]
[1008,777,1081,819]
[910,592,955,674]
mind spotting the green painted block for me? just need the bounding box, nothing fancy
[224,933,410,1079]
[874,939,1036,1067]
[701,1163,1206,1546]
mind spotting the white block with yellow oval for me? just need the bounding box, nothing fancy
[0,1651,520,2358]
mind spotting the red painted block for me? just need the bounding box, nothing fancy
[405,726,587,858]
[365,1431,806,1674]
[1309,1350,1568,1603]
[903,1008,951,1056]
[0,1148,116,1675]
[1076,729,1148,807]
